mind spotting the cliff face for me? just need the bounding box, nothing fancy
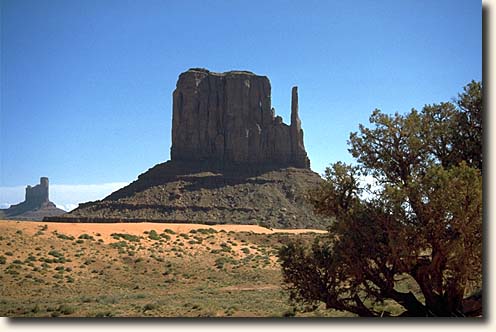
[170,69,310,168]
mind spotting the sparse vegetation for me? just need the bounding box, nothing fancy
[111,233,140,242]
[78,234,95,240]
[0,220,328,317]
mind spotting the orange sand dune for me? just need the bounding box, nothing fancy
[0,220,326,243]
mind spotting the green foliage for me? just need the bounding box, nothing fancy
[48,250,64,258]
[148,230,161,241]
[57,304,76,315]
[143,303,157,312]
[280,81,483,317]
[111,233,140,242]
[159,233,171,241]
[78,234,95,240]
[197,228,217,234]
[56,233,75,241]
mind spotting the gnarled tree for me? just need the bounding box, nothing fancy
[279,81,482,317]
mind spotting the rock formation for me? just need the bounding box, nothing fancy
[171,68,310,168]
[50,69,325,229]
[1,177,66,221]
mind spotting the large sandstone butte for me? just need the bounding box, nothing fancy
[50,69,326,229]
[0,177,66,221]
[171,68,310,168]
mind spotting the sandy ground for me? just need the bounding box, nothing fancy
[0,220,326,243]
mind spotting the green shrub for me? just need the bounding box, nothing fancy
[196,228,217,235]
[159,233,171,241]
[94,311,113,317]
[110,241,128,249]
[148,230,160,241]
[78,233,94,240]
[0,256,6,264]
[143,303,157,312]
[111,233,140,242]
[220,243,232,252]
[163,229,176,235]
[48,250,64,258]
[58,304,75,315]
[56,233,75,241]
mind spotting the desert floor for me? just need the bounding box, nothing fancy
[0,219,347,318]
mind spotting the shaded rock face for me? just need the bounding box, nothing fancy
[1,177,66,221]
[171,68,310,168]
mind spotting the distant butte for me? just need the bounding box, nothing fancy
[1,177,65,221]
[50,69,325,229]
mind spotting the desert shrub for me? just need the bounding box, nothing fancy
[5,251,13,256]
[78,234,94,240]
[94,311,113,317]
[197,228,217,235]
[26,255,36,262]
[58,304,75,315]
[214,257,236,269]
[159,233,171,241]
[143,303,157,312]
[148,230,160,241]
[111,233,140,242]
[48,250,63,258]
[0,256,6,264]
[110,241,128,249]
[163,229,176,235]
[220,243,231,252]
[56,233,75,241]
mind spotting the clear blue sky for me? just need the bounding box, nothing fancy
[0,0,481,208]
